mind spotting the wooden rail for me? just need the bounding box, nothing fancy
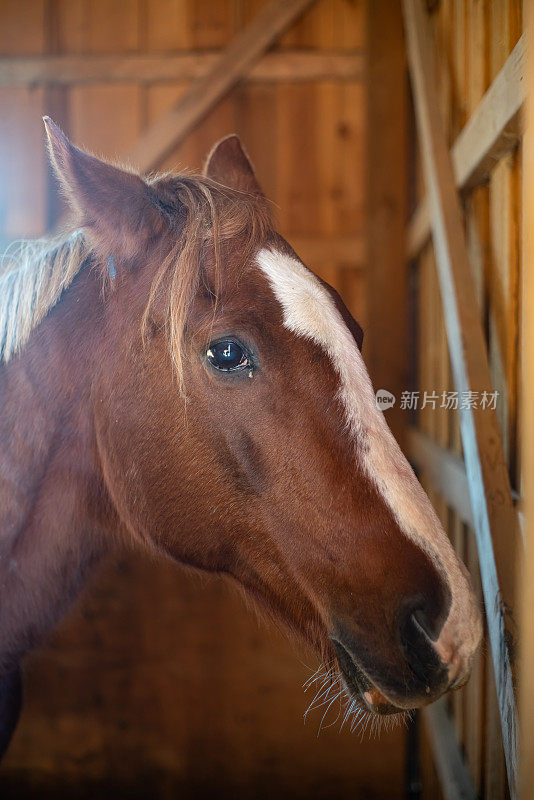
[0,51,363,86]
[125,0,317,172]
[407,33,526,261]
[423,701,477,800]
[403,1,521,796]
[409,427,523,538]
[408,428,474,528]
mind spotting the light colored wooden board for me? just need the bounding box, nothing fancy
[408,427,474,528]
[488,152,520,473]
[484,646,507,800]
[423,698,477,800]
[407,32,526,260]
[463,526,484,796]
[519,9,534,798]
[403,0,520,794]
[0,51,364,85]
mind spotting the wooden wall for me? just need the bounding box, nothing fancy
[0,1,408,797]
[408,2,524,798]
[519,10,534,796]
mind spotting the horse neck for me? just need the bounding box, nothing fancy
[0,266,114,674]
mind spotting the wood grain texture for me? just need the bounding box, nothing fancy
[0,1,392,797]
[404,0,522,796]
[408,427,474,528]
[407,33,526,260]
[2,555,406,799]
[519,8,534,798]
[423,699,477,800]
[0,51,364,85]
[125,0,318,172]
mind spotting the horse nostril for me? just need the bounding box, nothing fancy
[411,607,436,642]
[398,605,447,690]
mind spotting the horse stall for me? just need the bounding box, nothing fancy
[0,1,531,799]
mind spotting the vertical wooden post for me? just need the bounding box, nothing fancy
[365,0,408,446]
[519,6,534,797]
[403,1,520,794]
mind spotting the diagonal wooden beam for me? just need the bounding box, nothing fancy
[407,33,526,260]
[124,0,317,173]
[403,1,520,796]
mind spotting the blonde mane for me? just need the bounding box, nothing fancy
[0,173,272,372]
[0,230,90,363]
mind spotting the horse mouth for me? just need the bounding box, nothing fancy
[331,638,404,717]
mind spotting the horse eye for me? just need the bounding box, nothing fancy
[206,339,250,372]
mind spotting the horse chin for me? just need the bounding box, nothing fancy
[332,638,409,717]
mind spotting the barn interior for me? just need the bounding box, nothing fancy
[0,1,529,799]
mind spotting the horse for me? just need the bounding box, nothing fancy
[0,117,482,759]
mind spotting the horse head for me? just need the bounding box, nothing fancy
[43,119,481,720]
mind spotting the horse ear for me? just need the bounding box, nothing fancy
[43,116,161,260]
[203,135,264,196]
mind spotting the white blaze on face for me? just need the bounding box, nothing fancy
[257,247,481,680]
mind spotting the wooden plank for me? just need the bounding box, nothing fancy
[407,33,526,260]
[276,0,365,50]
[0,0,46,56]
[68,0,143,161]
[365,0,407,445]
[145,0,235,51]
[124,0,317,173]
[288,234,363,268]
[0,51,363,85]
[423,699,477,800]
[463,11,491,790]
[408,427,474,528]
[463,528,484,794]
[484,6,523,792]
[403,2,520,796]
[519,8,534,796]
[485,645,507,800]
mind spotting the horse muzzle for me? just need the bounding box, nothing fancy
[330,610,474,715]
